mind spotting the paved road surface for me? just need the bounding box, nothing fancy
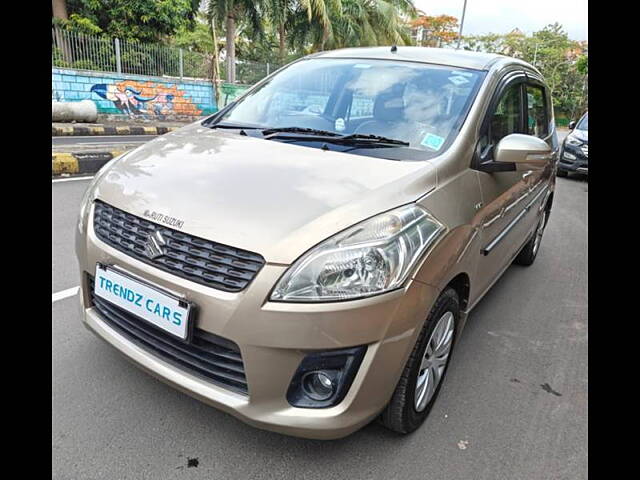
[52,143,586,479]
[52,135,159,154]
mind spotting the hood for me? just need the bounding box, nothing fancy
[93,123,437,264]
[569,128,588,143]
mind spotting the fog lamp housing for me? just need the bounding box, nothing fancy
[286,346,367,408]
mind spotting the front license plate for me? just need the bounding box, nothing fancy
[94,264,191,340]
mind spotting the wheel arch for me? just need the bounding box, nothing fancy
[444,272,471,312]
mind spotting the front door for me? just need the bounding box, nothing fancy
[473,73,536,300]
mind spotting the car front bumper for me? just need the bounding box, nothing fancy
[558,142,588,173]
[76,205,439,440]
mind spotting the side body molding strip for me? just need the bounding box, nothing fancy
[481,185,548,256]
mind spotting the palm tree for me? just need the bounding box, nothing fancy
[332,0,416,48]
[266,0,294,64]
[207,1,263,83]
[300,0,340,51]
[290,0,416,52]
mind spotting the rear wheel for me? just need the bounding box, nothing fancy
[380,288,459,434]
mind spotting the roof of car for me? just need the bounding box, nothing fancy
[313,46,523,71]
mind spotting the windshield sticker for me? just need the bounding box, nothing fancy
[353,64,372,69]
[335,118,346,131]
[448,76,469,86]
[421,133,445,151]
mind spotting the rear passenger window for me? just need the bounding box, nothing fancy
[489,83,522,145]
[526,85,548,138]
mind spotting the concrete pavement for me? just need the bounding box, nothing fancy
[52,172,587,479]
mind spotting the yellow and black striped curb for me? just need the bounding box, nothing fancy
[52,151,126,176]
[52,125,177,136]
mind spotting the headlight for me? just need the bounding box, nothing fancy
[270,204,445,302]
[566,136,582,147]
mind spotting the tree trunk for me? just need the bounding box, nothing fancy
[52,0,71,64]
[210,16,222,109]
[52,0,68,20]
[278,23,286,65]
[226,14,236,83]
[320,24,330,51]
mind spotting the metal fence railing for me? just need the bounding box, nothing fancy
[52,26,279,84]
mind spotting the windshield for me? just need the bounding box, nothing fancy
[576,112,588,131]
[215,58,485,159]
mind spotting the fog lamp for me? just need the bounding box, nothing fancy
[286,345,367,408]
[302,371,336,401]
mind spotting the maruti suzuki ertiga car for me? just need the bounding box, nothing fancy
[76,47,557,439]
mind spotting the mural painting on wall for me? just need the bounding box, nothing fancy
[90,81,203,117]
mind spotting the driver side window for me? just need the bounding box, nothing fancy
[490,83,523,145]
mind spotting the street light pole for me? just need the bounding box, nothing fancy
[456,0,468,49]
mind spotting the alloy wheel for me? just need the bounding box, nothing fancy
[414,311,455,412]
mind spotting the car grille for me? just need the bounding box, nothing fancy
[92,200,265,293]
[88,276,248,395]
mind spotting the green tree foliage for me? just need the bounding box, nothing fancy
[288,0,416,52]
[576,55,588,75]
[61,0,201,42]
[462,23,588,119]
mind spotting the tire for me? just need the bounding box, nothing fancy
[556,169,568,178]
[513,208,547,266]
[380,287,459,434]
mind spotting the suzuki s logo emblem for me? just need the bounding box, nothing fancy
[144,230,167,259]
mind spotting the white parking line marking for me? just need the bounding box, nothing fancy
[52,176,94,183]
[52,286,79,303]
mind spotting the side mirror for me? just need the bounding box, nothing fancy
[568,121,576,130]
[494,134,552,171]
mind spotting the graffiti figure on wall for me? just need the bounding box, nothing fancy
[152,93,175,115]
[90,81,203,118]
[90,84,156,115]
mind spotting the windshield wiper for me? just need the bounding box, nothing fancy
[337,133,409,146]
[207,122,262,130]
[262,130,409,147]
[261,126,342,137]
[211,123,410,147]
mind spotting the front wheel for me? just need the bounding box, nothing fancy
[380,288,459,434]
